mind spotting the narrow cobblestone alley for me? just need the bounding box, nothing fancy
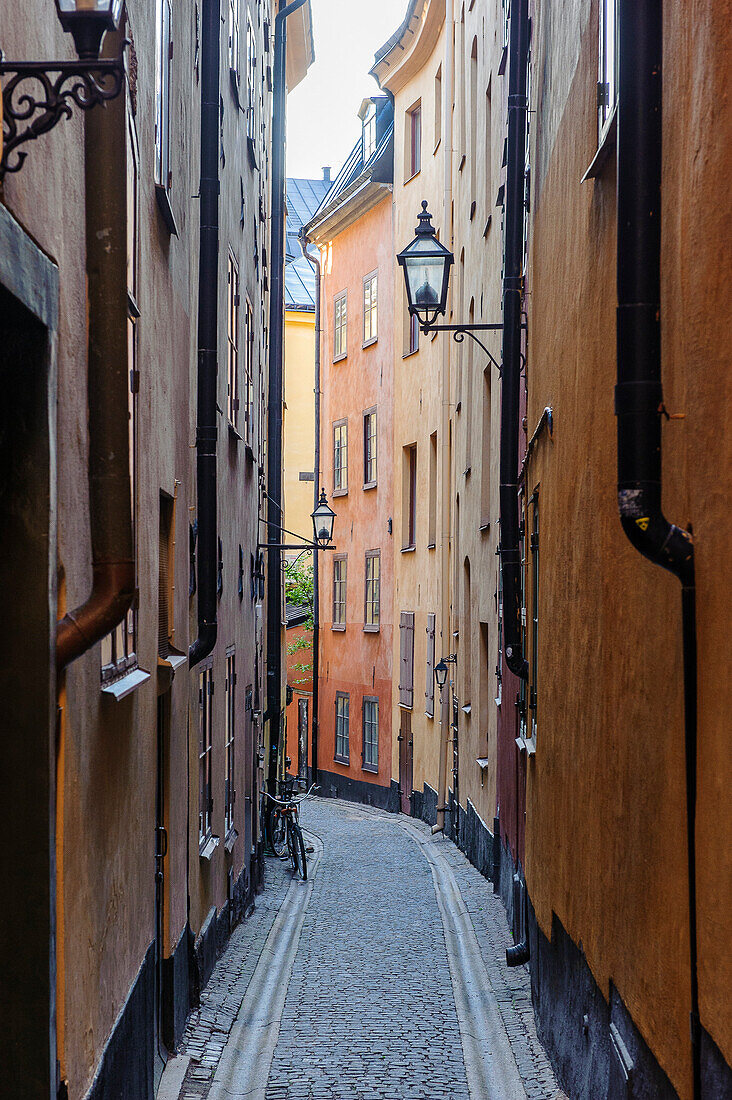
[159,799,565,1100]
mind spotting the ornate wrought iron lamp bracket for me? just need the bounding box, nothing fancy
[418,313,509,375]
[0,45,127,179]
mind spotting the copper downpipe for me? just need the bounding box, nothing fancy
[56,33,134,672]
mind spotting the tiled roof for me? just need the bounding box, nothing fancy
[285,176,331,309]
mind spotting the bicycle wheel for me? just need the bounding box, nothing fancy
[269,807,287,857]
[290,822,307,881]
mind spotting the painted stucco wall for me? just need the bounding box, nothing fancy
[1,0,274,1092]
[524,0,732,1094]
[284,309,317,542]
[382,1,448,808]
[317,193,395,795]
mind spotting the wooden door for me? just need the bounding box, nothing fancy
[398,710,413,815]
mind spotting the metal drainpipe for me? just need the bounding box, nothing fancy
[615,2,699,1094]
[56,28,134,671]
[298,227,320,785]
[502,0,531,970]
[266,0,308,793]
[189,0,220,668]
[499,0,529,683]
[433,0,455,838]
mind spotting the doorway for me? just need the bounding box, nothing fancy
[398,710,413,815]
[297,698,309,780]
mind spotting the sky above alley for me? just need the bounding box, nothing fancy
[286,0,404,180]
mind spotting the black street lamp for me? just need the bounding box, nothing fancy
[397,201,454,327]
[258,488,337,554]
[311,488,336,548]
[0,0,127,179]
[434,653,457,692]
[398,201,513,372]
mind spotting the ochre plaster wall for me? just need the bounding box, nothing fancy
[524,0,732,1094]
[284,309,317,541]
[385,3,447,805]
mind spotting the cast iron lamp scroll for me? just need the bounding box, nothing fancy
[397,201,507,373]
[0,0,126,179]
[434,653,457,692]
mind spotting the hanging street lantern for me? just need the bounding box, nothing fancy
[311,489,336,548]
[55,0,125,60]
[434,658,449,691]
[397,201,454,328]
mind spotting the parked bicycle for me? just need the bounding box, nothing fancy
[265,774,317,880]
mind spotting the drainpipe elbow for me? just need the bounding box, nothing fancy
[189,621,217,669]
[56,560,135,672]
[618,497,694,587]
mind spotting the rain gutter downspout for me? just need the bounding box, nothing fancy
[189,0,220,668]
[433,0,454,837]
[56,29,134,671]
[615,3,699,1095]
[267,0,308,792]
[498,0,529,683]
[298,227,320,785]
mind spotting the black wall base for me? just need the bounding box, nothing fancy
[317,768,399,813]
[86,942,155,1100]
[162,924,192,1052]
[411,782,438,827]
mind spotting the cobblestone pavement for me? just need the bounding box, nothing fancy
[160,797,565,1100]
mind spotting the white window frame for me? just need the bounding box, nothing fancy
[334,290,347,360]
[363,407,377,488]
[362,697,379,772]
[364,550,380,631]
[333,419,348,494]
[225,650,236,836]
[335,692,350,763]
[362,271,378,346]
[332,556,347,630]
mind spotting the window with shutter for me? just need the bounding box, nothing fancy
[425,613,435,717]
[399,611,415,708]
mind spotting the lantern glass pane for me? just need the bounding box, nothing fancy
[405,255,444,309]
[58,0,117,11]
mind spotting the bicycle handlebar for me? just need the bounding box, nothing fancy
[266,782,319,808]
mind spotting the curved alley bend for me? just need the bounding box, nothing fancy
[159,798,565,1100]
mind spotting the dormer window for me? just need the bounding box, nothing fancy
[363,102,377,162]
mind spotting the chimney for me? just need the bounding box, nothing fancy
[322,166,331,183]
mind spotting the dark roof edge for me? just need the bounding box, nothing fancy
[371,0,422,74]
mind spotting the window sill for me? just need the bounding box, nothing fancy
[199,834,220,861]
[224,827,239,853]
[402,348,419,359]
[401,544,416,554]
[525,736,537,757]
[404,169,421,185]
[582,105,617,181]
[334,754,349,766]
[333,352,347,364]
[427,542,436,550]
[479,522,491,534]
[228,422,242,442]
[483,215,492,238]
[363,624,380,634]
[331,623,346,632]
[332,488,348,498]
[458,154,466,172]
[362,763,379,775]
[425,709,434,720]
[433,138,441,155]
[155,184,179,236]
[398,701,413,711]
[362,337,378,349]
[101,666,151,701]
[362,481,377,491]
[476,757,490,771]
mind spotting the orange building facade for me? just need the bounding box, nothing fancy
[305,98,397,809]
